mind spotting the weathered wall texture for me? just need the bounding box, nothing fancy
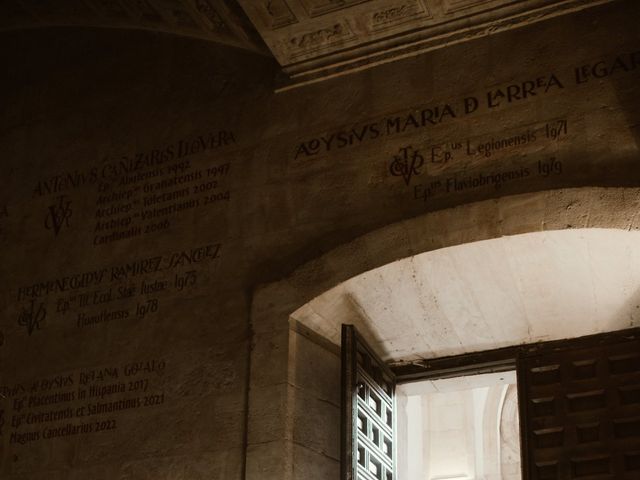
[0,0,638,478]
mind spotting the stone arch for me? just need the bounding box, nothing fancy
[246,187,640,480]
[253,187,640,330]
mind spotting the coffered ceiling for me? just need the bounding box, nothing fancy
[237,0,616,82]
[0,0,618,82]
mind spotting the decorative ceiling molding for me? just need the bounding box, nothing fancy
[236,0,619,87]
[0,1,621,83]
[0,0,268,53]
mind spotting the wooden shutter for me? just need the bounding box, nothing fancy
[342,324,396,480]
[519,332,640,479]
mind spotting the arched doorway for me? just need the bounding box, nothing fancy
[246,187,640,480]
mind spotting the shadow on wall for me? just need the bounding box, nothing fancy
[610,25,640,174]
[576,38,640,187]
[342,293,392,358]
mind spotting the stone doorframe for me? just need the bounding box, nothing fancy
[244,187,640,480]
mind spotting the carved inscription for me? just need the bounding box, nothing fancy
[44,195,73,236]
[413,158,563,201]
[392,118,568,183]
[1,359,166,445]
[13,128,235,337]
[93,160,230,246]
[31,130,235,198]
[29,129,235,243]
[292,50,640,160]
[293,74,564,158]
[17,301,47,336]
[15,243,221,334]
[389,146,424,185]
[574,54,640,83]
[400,118,568,201]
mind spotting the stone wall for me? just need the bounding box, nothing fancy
[1,1,639,478]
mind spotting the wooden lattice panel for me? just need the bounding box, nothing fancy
[342,325,396,480]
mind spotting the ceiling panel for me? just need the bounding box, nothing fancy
[237,0,616,82]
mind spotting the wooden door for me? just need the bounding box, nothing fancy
[342,324,396,480]
[519,332,640,479]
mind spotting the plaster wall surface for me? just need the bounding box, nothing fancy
[292,229,640,361]
[0,1,639,478]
